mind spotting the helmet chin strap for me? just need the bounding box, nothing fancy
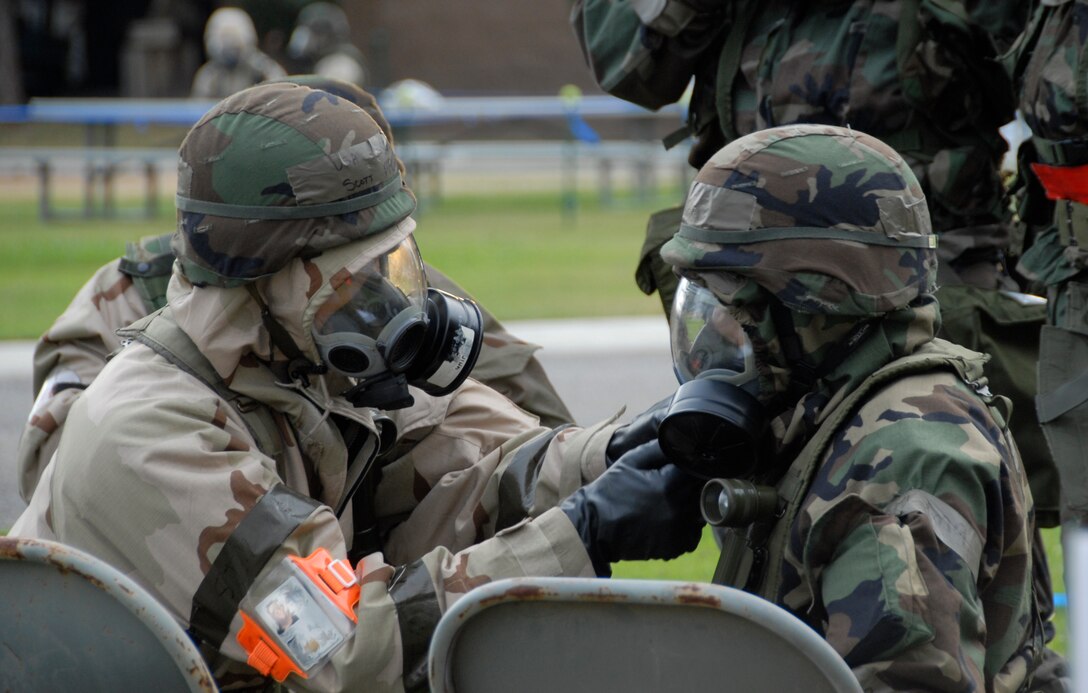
[767,299,878,406]
[767,300,815,406]
[245,284,328,387]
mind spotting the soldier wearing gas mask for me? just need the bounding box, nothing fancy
[14,75,576,507]
[190,7,286,99]
[11,82,704,691]
[655,124,1063,691]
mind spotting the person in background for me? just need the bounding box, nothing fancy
[285,2,368,87]
[11,81,705,690]
[15,75,574,504]
[191,6,286,99]
[1008,0,1088,620]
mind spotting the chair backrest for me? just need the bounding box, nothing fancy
[0,536,217,692]
[428,577,861,693]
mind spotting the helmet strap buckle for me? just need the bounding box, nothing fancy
[245,284,325,386]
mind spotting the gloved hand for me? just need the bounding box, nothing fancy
[605,394,674,467]
[561,438,705,577]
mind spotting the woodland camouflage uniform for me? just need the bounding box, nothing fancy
[660,125,1063,692]
[1009,0,1088,530]
[572,0,1060,526]
[15,77,573,503]
[12,83,619,691]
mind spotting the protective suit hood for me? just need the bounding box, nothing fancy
[168,219,415,384]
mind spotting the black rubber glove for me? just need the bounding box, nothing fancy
[605,394,674,467]
[561,439,705,577]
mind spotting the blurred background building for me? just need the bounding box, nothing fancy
[0,0,603,102]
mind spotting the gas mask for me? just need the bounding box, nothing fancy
[287,26,318,62]
[311,236,483,410]
[659,277,768,482]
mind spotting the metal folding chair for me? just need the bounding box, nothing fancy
[0,536,217,691]
[428,576,861,693]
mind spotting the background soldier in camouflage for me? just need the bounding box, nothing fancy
[15,76,574,504]
[11,82,705,691]
[190,7,286,100]
[284,3,369,87]
[570,0,1060,530]
[657,124,1063,691]
[1009,1,1088,533]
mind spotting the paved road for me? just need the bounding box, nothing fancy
[0,316,676,528]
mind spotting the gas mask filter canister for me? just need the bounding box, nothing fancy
[311,237,483,410]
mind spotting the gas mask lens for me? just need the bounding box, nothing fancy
[660,278,765,480]
[670,277,755,384]
[312,237,428,380]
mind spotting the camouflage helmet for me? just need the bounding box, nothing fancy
[174,81,415,287]
[661,124,937,317]
[273,74,403,175]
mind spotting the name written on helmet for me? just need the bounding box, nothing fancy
[287,133,398,204]
[342,175,375,192]
[337,142,398,193]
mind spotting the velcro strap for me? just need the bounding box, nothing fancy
[1032,135,1088,167]
[1036,367,1088,423]
[885,489,983,581]
[1030,162,1088,205]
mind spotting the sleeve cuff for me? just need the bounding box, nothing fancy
[496,507,596,579]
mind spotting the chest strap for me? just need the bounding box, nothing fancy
[121,309,283,460]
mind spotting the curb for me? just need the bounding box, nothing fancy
[0,316,671,379]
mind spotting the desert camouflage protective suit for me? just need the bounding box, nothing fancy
[1008,0,1088,530]
[660,125,1062,692]
[15,77,574,503]
[191,7,286,100]
[572,0,1060,526]
[14,241,576,501]
[11,83,618,691]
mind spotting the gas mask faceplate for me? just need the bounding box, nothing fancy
[312,236,428,381]
[670,276,758,387]
[310,236,483,410]
[660,278,767,480]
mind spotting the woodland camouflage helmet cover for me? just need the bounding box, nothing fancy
[273,74,406,177]
[174,81,415,287]
[661,124,938,317]
[278,75,396,148]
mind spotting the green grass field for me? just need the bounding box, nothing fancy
[0,187,1068,654]
[0,190,667,339]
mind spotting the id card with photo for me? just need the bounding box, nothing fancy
[256,575,346,672]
